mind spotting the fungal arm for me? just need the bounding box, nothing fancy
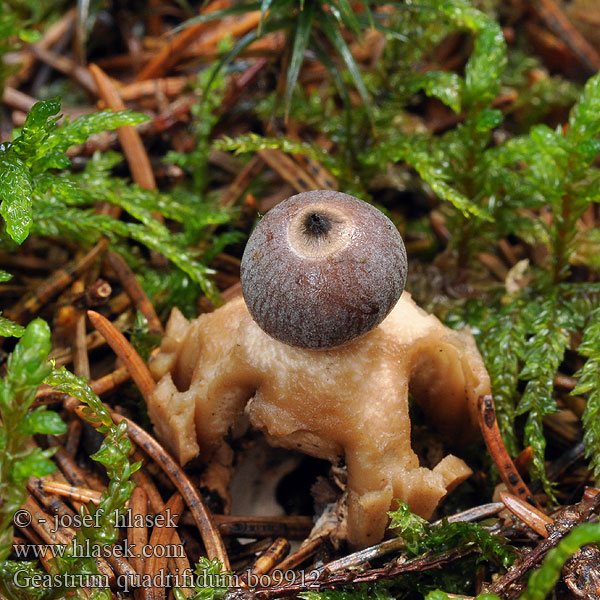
[148,292,491,547]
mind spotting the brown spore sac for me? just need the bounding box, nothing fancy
[240,190,408,349]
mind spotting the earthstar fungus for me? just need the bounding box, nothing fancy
[147,190,492,548]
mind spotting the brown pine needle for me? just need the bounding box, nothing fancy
[257,149,320,193]
[500,492,553,538]
[106,251,163,335]
[87,309,156,400]
[246,538,290,577]
[128,486,149,575]
[478,395,541,509]
[272,536,323,572]
[72,280,91,380]
[143,492,184,600]
[4,239,108,325]
[74,406,230,568]
[89,63,157,191]
[34,478,103,505]
[135,0,232,82]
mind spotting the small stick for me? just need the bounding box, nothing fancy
[320,537,406,575]
[90,365,132,395]
[478,252,508,281]
[429,211,451,245]
[168,554,193,597]
[89,64,157,191]
[554,372,578,391]
[74,406,230,568]
[13,8,76,85]
[433,502,505,525]
[128,486,149,575]
[478,395,541,508]
[489,491,600,596]
[106,552,139,583]
[498,239,518,266]
[151,94,196,133]
[292,154,337,191]
[22,495,116,587]
[500,491,553,538]
[245,538,290,578]
[146,0,163,37]
[127,466,192,592]
[87,310,156,400]
[230,539,274,563]
[73,278,113,310]
[106,252,163,335]
[136,0,232,81]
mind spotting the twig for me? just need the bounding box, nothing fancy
[47,330,109,370]
[242,548,470,599]
[12,8,76,86]
[27,478,77,522]
[2,86,38,112]
[221,58,268,114]
[320,537,405,576]
[184,11,262,59]
[72,278,113,310]
[203,515,313,540]
[131,467,165,514]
